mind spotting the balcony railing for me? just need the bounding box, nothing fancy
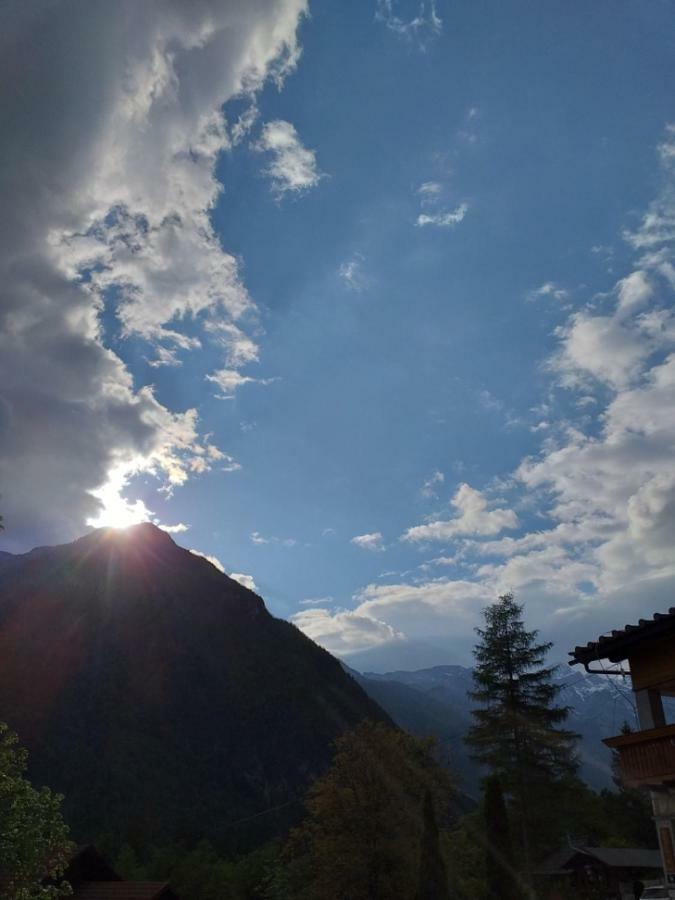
[604,724,675,788]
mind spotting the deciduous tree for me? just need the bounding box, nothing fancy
[0,722,74,899]
[284,722,453,900]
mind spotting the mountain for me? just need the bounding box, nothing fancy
[0,524,386,851]
[354,664,636,793]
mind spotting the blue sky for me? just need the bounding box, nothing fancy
[3,0,675,668]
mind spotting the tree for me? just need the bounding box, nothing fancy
[417,789,450,900]
[465,594,578,876]
[284,722,454,900]
[0,722,74,899]
[483,776,520,900]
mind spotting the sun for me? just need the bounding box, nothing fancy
[87,467,153,530]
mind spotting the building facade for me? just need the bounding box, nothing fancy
[571,608,675,896]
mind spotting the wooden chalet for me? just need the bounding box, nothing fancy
[536,845,662,899]
[571,607,675,893]
[62,846,178,900]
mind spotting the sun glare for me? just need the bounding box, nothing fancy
[87,467,154,531]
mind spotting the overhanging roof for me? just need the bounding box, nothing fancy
[570,607,675,667]
[536,846,662,874]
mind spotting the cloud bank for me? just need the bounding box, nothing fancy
[0,0,306,550]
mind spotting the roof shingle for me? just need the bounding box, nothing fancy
[569,607,675,666]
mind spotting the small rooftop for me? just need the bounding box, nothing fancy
[537,846,663,875]
[570,607,675,667]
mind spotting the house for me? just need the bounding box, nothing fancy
[536,845,662,898]
[570,606,675,893]
[62,846,178,900]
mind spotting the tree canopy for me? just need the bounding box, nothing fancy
[283,722,454,900]
[0,722,74,899]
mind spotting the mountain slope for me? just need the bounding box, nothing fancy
[0,524,386,850]
[355,664,636,793]
[345,667,479,794]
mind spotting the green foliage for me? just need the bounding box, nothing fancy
[466,593,579,868]
[443,814,487,900]
[283,722,455,900]
[0,722,74,899]
[115,839,284,900]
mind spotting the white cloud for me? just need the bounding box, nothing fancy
[375,0,442,47]
[206,368,276,397]
[206,321,260,368]
[528,281,569,302]
[189,552,257,591]
[403,483,518,542]
[300,595,334,606]
[550,311,652,389]
[420,470,444,499]
[250,530,296,547]
[351,531,386,552]
[291,606,404,656]
[624,124,675,251]
[0,0,307,551]
[230,572,258,591]
[354,577,493,628]
[189,549,226,573]
[418,181,443,204]
[255,119,323,196]
[416,203,468,228]
[458,106,481,144]
[478,389,503,412]
[339,253,370,292]
[161,522,190,534]
[616,270,653,317]
[517,350,675,595]
[293,576,490,658]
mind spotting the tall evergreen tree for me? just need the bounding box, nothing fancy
[416,789,449,900]
[465,593,578,876]
[483,775,519,900]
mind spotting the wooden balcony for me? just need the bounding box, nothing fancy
[604,724,675,788]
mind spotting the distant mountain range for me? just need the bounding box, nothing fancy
[352,663,636,794]
[0,524,387,851]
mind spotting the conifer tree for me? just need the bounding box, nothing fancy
[483,775,519,900]
[416,789,449,900]
[465,593,578,876]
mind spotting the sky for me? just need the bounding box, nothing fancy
[2,0,675,669]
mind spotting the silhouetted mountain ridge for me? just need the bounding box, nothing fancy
[0,524,387,851]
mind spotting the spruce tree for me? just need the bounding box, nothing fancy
[416,789,449,900]
[465,593,578,876]
[483,775,519,900]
